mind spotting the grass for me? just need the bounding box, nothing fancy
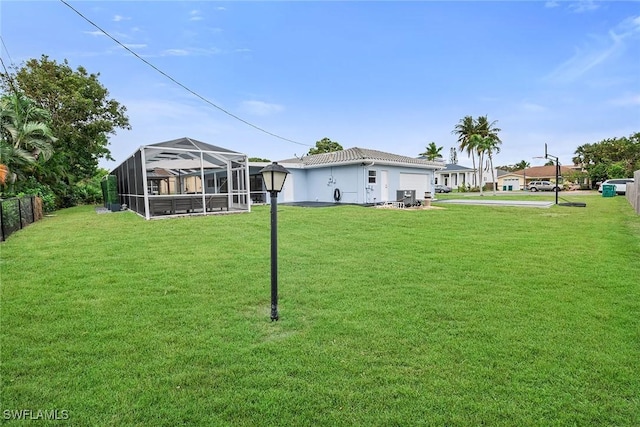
[1,194,639,425]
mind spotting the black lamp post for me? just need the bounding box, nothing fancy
[259,162,290,321]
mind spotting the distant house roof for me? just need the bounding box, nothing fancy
[437,163,474,172]
[280,147,444,169]
[510,165,574,178]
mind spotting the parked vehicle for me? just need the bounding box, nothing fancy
[434,184,451,193]
[597,178,634,195]
[527,181,561,192]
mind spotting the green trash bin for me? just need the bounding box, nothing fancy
[602,184,616,197]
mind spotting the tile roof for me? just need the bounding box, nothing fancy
[510,165,573,178]
[280,147,444,168]
[440,163,474,172]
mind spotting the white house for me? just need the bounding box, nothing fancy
[265,147,444,204]
[435,163,476,189]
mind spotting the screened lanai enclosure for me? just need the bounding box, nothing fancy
[111,138,253,219]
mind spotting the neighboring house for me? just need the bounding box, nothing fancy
[435,164,476,189]
[435,163,505,190]
[497,165,575,191]
[269,147,444,204]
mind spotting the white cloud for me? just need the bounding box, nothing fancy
[546,15,640,83]
[607,93,640,107]
[162,49,190,56]
[521,102,546,112]
[159,47,221,57]
[240,100,284,116]
[113,15,131,22]
[568,0,600,14]
[544,1,560,8]
[190,10,203,21]
[84,30,105,37]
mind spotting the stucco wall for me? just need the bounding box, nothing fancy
[279,164,434,204]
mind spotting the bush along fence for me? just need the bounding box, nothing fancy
[0,196,43,242]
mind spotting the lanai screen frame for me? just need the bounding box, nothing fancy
[111,138,251,219]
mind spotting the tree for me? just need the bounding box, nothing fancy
[475,116,501,195]
[452,116,477,185]
[514,160,530,170]
[1,92,55,160]
[0,142,34,187]
[420,142,443,161]
[248,157,270,162]
[449,147,458,164]
[0,92,56,189]
[308,137,343,155]
[469,134,493,196]
[453,115,502,190]
[544,160,555,166]
[573,132,640,185]
[1,55,131,206]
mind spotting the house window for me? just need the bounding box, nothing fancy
[368,170,377,184]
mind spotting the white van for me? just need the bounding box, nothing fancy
[598,178,634,195]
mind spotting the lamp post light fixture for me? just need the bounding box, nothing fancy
[259,162,290,321]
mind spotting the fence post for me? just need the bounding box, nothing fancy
[17,197,23,229]
[0,200,4,242]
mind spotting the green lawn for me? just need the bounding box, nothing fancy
[1,194,639,426]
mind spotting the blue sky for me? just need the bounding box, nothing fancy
[2,1,639,170]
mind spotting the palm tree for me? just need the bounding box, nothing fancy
[0,92,56,188]
[485,138,501,195]
[452,116,477,186]
[0,140,35,187]
[514,160,530,170]
[0,92,56,161]
[469,134,490,195]
[474,116,502,194]
[420,142,443,161]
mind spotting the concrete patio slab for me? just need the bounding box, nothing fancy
[434,199,554,208]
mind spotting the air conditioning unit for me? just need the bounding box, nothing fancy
[396,190,416,205]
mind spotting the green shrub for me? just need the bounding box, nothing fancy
[14,177,56,213]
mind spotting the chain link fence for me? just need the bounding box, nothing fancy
[0,196,43,242]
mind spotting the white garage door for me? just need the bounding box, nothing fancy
[503,178,520,191]
[399,173,429,200]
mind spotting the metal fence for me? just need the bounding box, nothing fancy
[0,196,43,242]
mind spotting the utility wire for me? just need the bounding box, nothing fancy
[59,0,310,147]
[0,36,14,65]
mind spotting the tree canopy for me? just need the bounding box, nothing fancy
[573,132,639,184]
[0,92,56,186]
[452,115,502,192]
[1,55,131,206]
[420,142,443,161]
[308,137,343,155]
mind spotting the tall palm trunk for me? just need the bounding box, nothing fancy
[488,150,497,195]
[477,149,485,196]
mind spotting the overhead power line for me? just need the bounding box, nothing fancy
[59,0,310,147]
